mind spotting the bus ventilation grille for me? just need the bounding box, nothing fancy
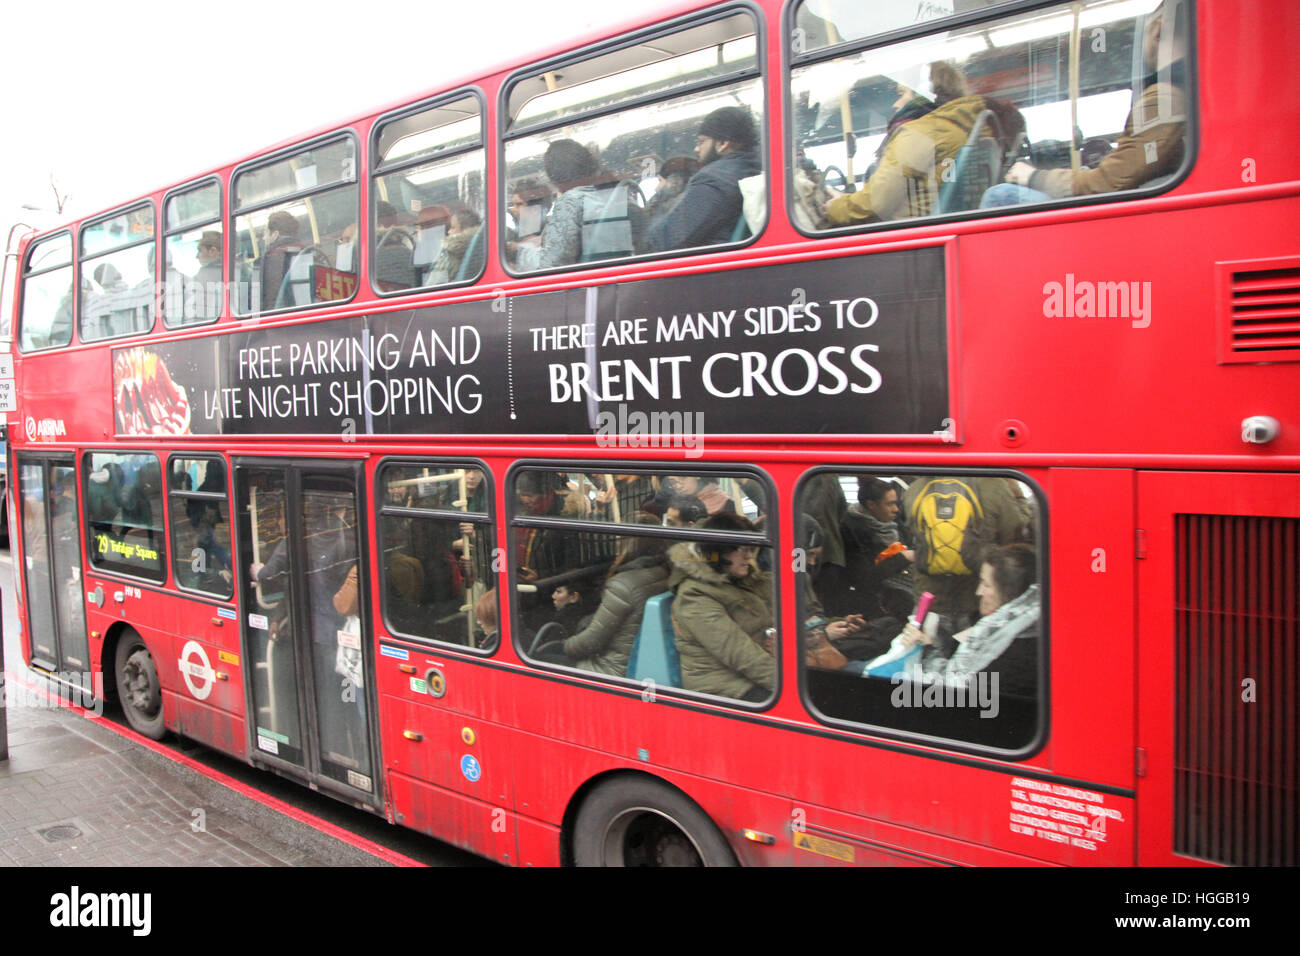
[1174,514,1298,866]
[1220,260,1300,363]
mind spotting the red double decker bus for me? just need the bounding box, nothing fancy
[6,0,1297,867]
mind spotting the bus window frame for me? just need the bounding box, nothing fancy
[781,0,1199,240]
[369,87,489,299]
[82,449,169,587]
[497,1,769,279]
[373,455,497,656]
[229,129,362,319]
[77,201,158,343]
[161,176,225,329]
[505,460,781,710]
[793,464,1051,761]
[17,229,76,353]
[166,452,234,600]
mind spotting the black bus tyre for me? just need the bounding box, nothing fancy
[114,631,166,740]
[573,777,737,867]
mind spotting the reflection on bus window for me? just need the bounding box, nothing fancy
[168,457,233,598]
[372,95,485,293]
[378,464,496,650]
[164,181,224,326]
[504,11,763,273]
[79,205,156,341]
[515,469,774,705]
[20,234,74,350]
[85,452,166,583]
[791,0,1187,230]
[798,470,1042,751]
[233,138,359,316]
[80,247,157,341]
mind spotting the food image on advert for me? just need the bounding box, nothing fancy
[114,348,192,436]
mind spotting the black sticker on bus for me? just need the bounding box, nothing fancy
[111,247,949,438]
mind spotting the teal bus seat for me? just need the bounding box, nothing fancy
[936,109,1003,214]
[729,212,750,242]
[626,592,680,686]
[455,227,484,281]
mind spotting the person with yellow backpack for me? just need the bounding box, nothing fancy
[901,475,1024,630]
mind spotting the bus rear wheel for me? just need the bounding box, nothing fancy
[114,632,165,740]
[573,777,736,867]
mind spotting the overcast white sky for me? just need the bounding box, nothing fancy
[0,0,675,313]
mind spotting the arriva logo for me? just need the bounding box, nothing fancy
[25,415,68,441]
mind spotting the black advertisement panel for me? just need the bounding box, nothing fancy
[112,247,948,438]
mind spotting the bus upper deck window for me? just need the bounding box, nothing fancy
[231,136,359,317]
[371,94,486,295]
[790,0,1190,232]
[19,233,74,351]
[79,204,156,342]
[163,181,224,327]
[503,10,765,275]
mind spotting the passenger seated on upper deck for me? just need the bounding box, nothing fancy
[190,230,224,320]
[650,107,761,251]
[821,61,1024,225]
[512,140,646,271]
[504,178,552,270]
[255,210,304,312]
[335,222,359,272]
[985,0,1187,207]
[373,200,418,290]
[644,155,700,231]
[423,208,481,285]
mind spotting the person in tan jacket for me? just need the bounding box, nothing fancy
[823,87,1025,225]
[996,0,1187,202]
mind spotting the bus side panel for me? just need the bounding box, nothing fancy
[172,699,247,759]
[514,815,562,867]
[504,728,797,866]
[794,803,1057,867]
[386,770,517,865]
[165,605,248,757]
[776,732,1135,866]
[381,693,511,807]
[1044,468,1137,791]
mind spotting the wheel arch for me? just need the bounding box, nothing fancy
[561,767,738,867]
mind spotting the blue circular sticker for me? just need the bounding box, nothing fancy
[460,754,482,782]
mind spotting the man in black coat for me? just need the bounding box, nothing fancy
[651,106,762,251]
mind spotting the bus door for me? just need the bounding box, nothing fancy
[1135,471,1299,866]
[234,460,379,806]
[16,455,90,687]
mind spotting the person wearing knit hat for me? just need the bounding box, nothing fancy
[650,105,762,252]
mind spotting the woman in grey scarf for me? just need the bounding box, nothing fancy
[872,543,1039,697]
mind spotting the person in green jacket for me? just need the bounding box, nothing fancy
[668,512,776,702]
[563,517,671,676]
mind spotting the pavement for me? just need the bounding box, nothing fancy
[0,668,394,867]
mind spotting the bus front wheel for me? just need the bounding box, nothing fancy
[114,632,165,740]
[572,777,737,867]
